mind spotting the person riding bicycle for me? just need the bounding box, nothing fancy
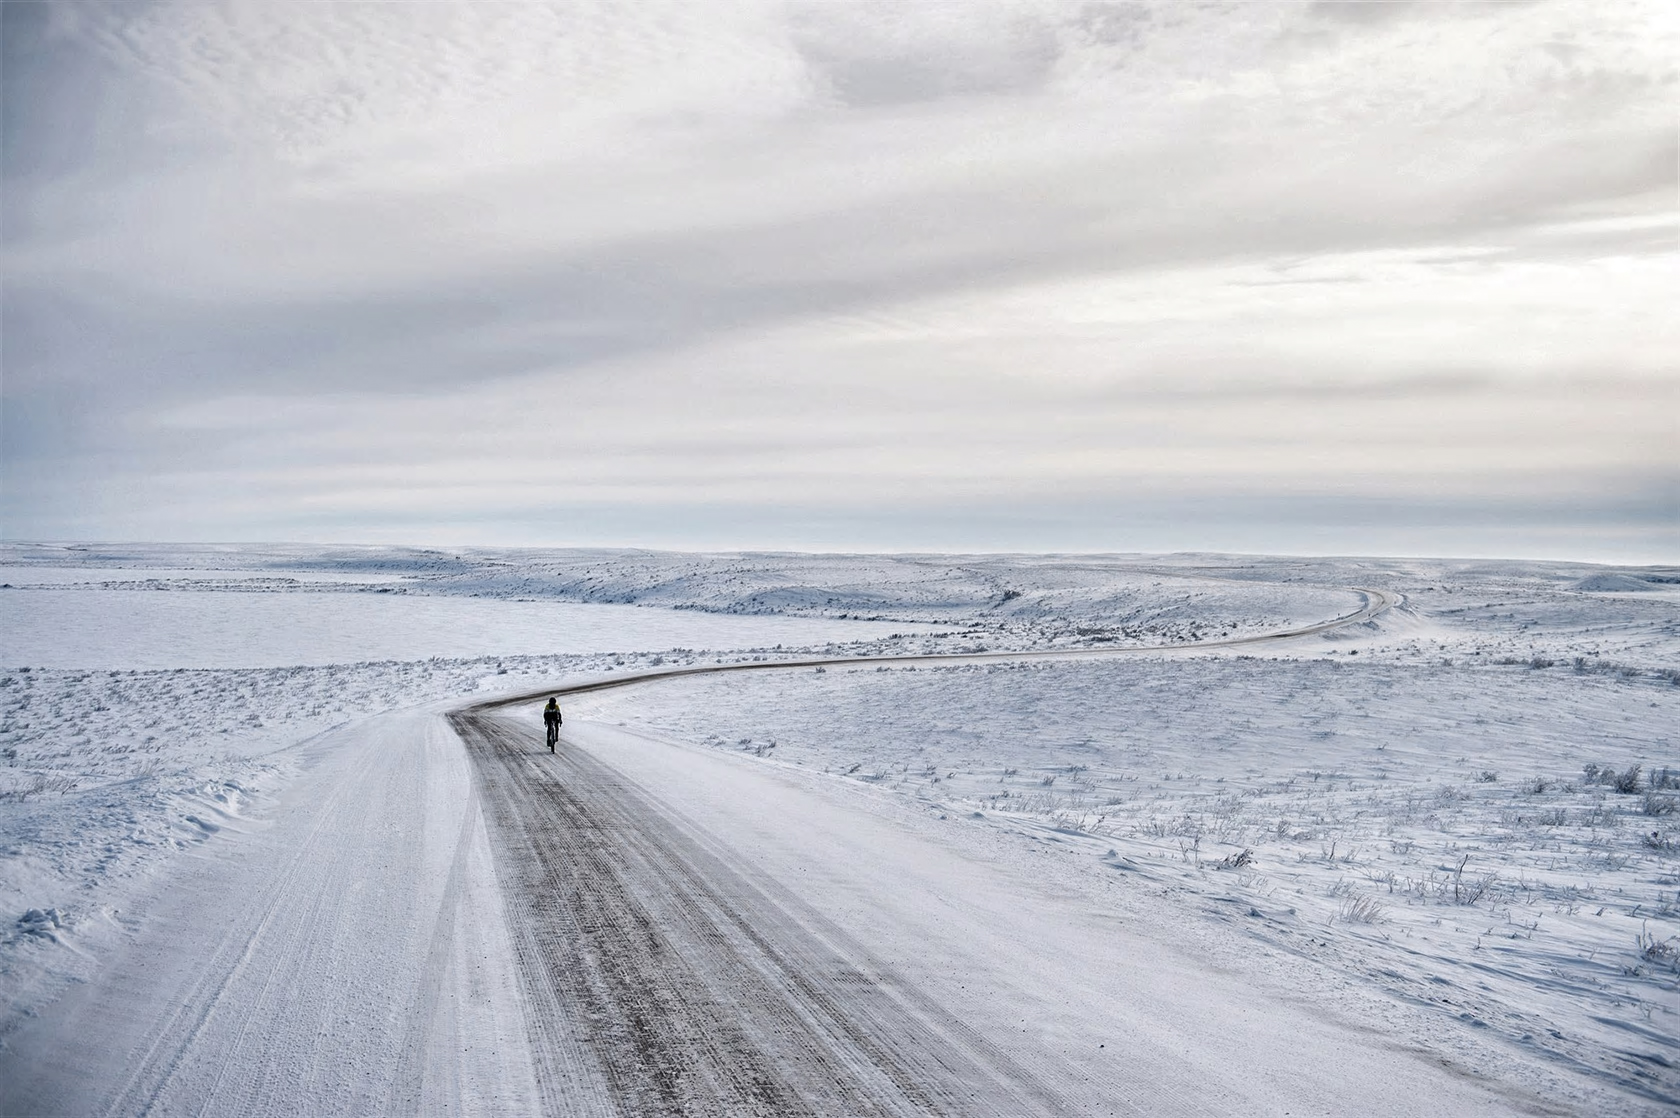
[543,697,562,752]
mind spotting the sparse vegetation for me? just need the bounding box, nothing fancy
[1642,793,1677,816]
[1337,895,1386,924]
[1636,926,1678,973]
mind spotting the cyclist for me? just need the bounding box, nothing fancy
[543,697,562,752]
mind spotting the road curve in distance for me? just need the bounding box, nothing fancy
[472,585,1399,712]
[447,584,1398,1115]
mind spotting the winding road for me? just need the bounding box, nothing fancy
[444,586,1410,1115]
[473,586,1399,710]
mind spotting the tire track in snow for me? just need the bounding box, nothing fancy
[384,780,484,1115]
[452,710,1083,1117]
[96,731,388,1117]
[0,715,539,1118]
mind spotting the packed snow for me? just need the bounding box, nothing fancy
[1,544,1675,1113]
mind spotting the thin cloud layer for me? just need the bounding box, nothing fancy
[2,0,1675,557]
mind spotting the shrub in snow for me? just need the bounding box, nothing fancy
[1636,927,1679,974]
[1337,895,1385,924]
[1641,792,1676,817]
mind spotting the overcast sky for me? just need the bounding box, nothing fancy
[3,0,1674,560]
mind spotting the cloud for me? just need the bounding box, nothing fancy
[792,4,1063,107]
[2,0,1675,557]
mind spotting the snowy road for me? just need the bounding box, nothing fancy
[452,710,1072,1116]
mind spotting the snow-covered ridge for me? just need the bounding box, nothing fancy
[0,541,1366,627]
[9,542,1673,667]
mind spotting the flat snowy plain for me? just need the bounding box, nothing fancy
[0,543,1674,1115]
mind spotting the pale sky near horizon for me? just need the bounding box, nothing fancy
[3,1,1675,561]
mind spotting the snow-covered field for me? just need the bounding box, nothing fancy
[1,544,1676,1113]
[0,588,931,670]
